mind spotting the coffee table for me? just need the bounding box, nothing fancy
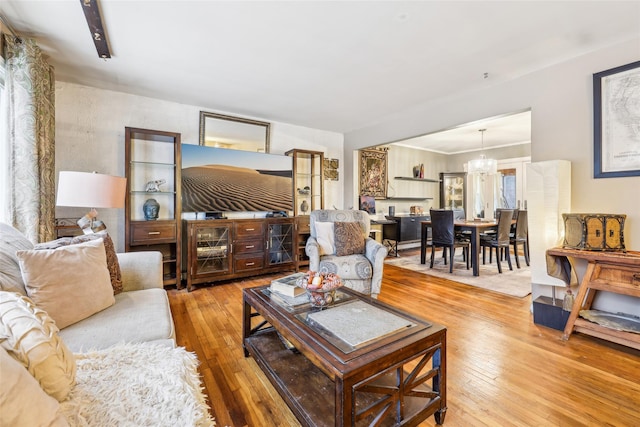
[243,285,447,426]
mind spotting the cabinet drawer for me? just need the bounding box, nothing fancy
[131,222,176,245]
[234,239,265,255]
[590,263,640,295]
[234,255,264,272]
[297,216,311,234]
[234,221,264,239]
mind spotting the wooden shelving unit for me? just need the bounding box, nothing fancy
[124,127,182,288]
[286,149,324,271]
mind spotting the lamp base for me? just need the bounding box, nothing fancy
[77,209,106,234]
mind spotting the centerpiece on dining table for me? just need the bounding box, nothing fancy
[296,271,343,308]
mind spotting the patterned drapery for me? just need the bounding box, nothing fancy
[1,34,55,243]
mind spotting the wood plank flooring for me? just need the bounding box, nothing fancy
[167,250,640,427]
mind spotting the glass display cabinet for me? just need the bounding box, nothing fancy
[285,149,324,216]
[267,220,294,266]
[286,149,324,271]
[439,172,467,213]
[125,127,181,288]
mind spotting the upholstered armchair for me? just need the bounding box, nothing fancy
[305,210,388,298]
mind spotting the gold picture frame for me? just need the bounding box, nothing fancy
[359,149,388,199]
[323,158,339,181]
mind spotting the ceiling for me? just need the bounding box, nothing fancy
[1,1,639,152]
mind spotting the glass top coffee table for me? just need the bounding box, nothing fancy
[243,285,447,426]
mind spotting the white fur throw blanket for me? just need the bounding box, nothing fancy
[60,343,215,427]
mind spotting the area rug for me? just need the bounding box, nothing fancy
[60,342,215,427]
[385,253,531,298]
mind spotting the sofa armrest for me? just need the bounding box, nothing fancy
[117,251,164,292]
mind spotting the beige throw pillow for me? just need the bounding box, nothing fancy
[0,292,76,403]
[17,238,115,329]
[315,221,335,255]
[34,232,123,295]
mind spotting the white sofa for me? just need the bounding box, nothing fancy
[0,223,213,426]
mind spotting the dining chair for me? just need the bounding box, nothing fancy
[429,209,470,273]
[480,209,514,273]
[510,209,530,268]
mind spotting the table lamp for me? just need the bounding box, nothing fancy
[56,171,127,234]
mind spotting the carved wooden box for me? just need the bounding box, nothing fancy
[562,213,626,251]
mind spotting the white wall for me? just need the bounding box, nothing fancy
[55,82,344,251]
[344,38,640,315]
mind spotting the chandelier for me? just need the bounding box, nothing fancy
[467,128,497,175]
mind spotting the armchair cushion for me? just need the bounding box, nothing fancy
[334,222,365,256]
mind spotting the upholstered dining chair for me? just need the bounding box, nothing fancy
[429,209,470,273]
[480,209,514,273]
[305,210,388,298]
[510,209,530,268]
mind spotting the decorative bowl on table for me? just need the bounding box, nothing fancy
[296,271,343,308]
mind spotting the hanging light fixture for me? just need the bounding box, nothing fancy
[467,128,498,175]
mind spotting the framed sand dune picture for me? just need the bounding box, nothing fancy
[182,144,293,213]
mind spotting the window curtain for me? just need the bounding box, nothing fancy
[0,34,55,243]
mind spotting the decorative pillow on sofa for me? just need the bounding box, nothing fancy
[0,291,76,402]
[70,233,123,295]
[334,222,365,256]
[17,238,116,329]
[0,348,70,426]
[34,232,123,295]
[0,222,34,296]
[315,221,336,255]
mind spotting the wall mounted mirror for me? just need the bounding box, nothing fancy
[199,111,270,153]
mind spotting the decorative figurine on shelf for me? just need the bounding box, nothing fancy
[143,198,160,220]
[413,165,420,178]
[145,179,166,192]
[419,164,424,178]
[300,199,309,215]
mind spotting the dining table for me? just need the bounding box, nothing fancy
[420,219,501,276]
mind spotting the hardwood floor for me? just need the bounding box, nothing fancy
[168,250,640,427]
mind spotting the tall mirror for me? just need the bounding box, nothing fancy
[199,111,270,153]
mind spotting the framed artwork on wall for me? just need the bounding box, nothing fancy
[593,60,640,178]
[323,158,339,181]
[359,149,388,199]
[359,195,376,214]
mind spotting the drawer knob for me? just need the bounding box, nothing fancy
[148,231,161,235]
[246,262,255,266]
[246,228,255,231]
[246,245,255,249]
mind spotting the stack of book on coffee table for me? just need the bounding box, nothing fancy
[269,272,309,307]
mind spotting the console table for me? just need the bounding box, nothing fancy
[383,214,429,256]
[546,247,640,350]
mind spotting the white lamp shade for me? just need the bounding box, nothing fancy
[56,171,127,208]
